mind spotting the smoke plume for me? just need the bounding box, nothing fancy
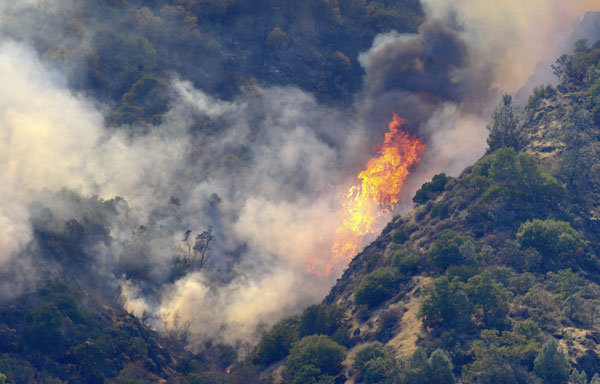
[1,0,599,351]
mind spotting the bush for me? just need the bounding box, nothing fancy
[286,335,346,382]
[517,219,581,271]
[392,230,409,244]
[419,276,474,331]
[354,267,399,308]
[352,342,386,377]
[404,348,428,384]
[377,309,400,343]
[413,174,449,204]
[24,304,68,356]
[526,84,556,110]
[298,304,347,344]
[0,357,36,384]
[252,316,299,365]
[466,149,566,226]
[428,230,477,271]
[463,327,542,383]
[391,245,421,275]
[352,342,397,383]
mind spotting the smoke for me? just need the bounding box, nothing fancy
[356,1,600,202]
[423,0,600,91]
[0,35,364,347]
[2,0,600,351]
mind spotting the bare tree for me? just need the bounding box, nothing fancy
[172,227,214,278]
[192,227,213,269]
[160,311,190,348]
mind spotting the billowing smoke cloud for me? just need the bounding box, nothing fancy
[2,0,600,352]
[423,0,600,91]
[356,1,600,209]
[0,36,365,347]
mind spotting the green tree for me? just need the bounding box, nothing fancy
[419,276,474,331]
[352,342,387,377]
[390,245,421,275]
[534,338,571,384]
[465,272,512,329]
[363,357,397,384]
[24,304,68,357]
[404,348,429,384]
[427,349,455,384]
[487,94,519,151]
[570,369,588,384]
[287,335,346,382]
[591,373,600,384]
[463,325,542,384]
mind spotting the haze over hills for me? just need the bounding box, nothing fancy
[1,1,600,383]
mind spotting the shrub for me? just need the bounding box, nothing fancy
[428,230,477,271]
[352,342,386,377]
[404,348,428,384]
[24,304,68,356]
[466,149,566,226]
[392,230,409,244]
[286,335,346,381]
[517,219,580,270]
[352,342,397,383]
[419,276,474,331]
[526,84,556,110]
[298,304,347,343]
[354,267,399,308]
[252,316,299,365]
[0,357,35,384]
[413,174,449,204]
[463,327,542,383]
[377,309,400,343]
[390,245,421,275]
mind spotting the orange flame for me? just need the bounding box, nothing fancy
[318,113,425,276]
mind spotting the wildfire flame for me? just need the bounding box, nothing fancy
[316,113,425,276]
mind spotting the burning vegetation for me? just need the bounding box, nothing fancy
[314,113,425,276]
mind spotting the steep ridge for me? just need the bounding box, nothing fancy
[251,39,600,383]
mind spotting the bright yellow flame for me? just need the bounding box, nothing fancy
[310,114,425,276]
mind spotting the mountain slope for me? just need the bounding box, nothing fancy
[252,39,600,384]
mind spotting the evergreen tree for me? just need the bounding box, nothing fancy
[427,349,455,384]
[487,94,519,151]
[534,338,571,384]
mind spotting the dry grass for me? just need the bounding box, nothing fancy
[386,275,431,357]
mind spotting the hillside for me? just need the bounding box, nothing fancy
[2,3,600,384]
[249,39,600,383]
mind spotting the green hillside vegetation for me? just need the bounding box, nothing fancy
[2,0,423,127]
[248,39,600,383]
